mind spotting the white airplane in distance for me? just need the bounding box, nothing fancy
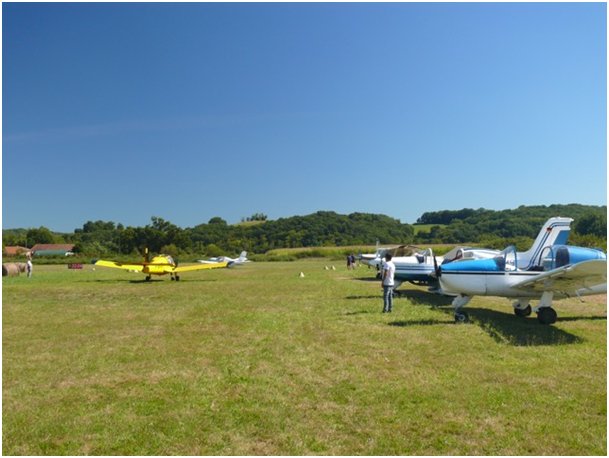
[199,251,249,266]
[436,219,606,325]
[359,240,384,267]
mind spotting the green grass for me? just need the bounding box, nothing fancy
[3,261,606,455]
[412,223,447,234]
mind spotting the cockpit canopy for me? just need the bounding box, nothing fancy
[442,245,606,273]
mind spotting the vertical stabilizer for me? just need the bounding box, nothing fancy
[519,217,573,268]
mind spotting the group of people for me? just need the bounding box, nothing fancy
[346,253,358,270]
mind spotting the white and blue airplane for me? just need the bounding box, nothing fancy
[370,217,574,292]
[198,251,249,266]
[436,221,606,325]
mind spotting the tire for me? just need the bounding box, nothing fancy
[454,311,469,323]
[537,307,557,325]
[514,305,532,317]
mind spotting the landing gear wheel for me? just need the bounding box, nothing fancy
[146,275,151,282]
[171,276,175,281]
[454,311,469,324]
[537,307,557,325]
[175,275,180,281]
[514,305,532,317]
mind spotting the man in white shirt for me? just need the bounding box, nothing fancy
[381,253,396,313]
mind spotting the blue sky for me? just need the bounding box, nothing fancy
[3,2,606,232]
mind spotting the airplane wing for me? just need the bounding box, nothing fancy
[173,261,229,273]
[95,260,145,272]
[513,259,607,294]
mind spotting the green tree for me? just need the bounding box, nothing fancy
[25,227,55,246]
[575,213,606,238]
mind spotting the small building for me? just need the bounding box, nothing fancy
[30,244,75,257]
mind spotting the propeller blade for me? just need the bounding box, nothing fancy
[433,255,441,278]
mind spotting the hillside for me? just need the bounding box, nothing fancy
[3,204,606,256]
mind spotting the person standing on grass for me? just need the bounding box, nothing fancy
[381,253,395,313]
[26,252,33,278]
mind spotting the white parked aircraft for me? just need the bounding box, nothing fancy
[437,238,606,325]
[198,251,249,266]
[364,217,574,292]
[389,245,500,290]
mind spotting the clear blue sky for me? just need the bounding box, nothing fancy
[3,2,607,232]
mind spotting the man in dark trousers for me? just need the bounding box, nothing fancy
[381,253,395,313]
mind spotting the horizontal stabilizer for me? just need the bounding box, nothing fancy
[514,259,607,294]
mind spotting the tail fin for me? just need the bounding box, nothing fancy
[238,251,247,262]
[519,217,573,268]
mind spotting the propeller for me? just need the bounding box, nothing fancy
[432,255,441,278]
[142,247,150,264]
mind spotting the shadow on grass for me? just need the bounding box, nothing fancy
[386,289,590,347]
[344,310,376,316]
[389,318,454,326]
[557,316,607,323]
[461,308,587,346]
[395,288,453,307]
[88,278,219,284]
[354,276,381,283]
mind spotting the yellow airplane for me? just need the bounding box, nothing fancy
[95,249,229,281]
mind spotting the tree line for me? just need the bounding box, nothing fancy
[3,204,606,257]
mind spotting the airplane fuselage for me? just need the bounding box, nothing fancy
[143,256,177,276]
[439,247,607,299]
[440,269,606,299]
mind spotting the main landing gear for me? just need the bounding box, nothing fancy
[512,299,532,317]
[513,292,557,325]
[170,274,181,281]
[536,307,557,325]
[454,293,559,325]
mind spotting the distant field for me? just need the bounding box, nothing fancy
[3,261,606,455]
[412,223,447,234]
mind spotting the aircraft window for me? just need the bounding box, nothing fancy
[535,246,554,271]
[493,256,506,271]
[500,245,518,271]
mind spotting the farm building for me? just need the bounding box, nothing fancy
[3,246,31,257]
[30,244,75,256]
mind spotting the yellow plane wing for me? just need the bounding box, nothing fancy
[173,261,229,273]
[95,260,145,272]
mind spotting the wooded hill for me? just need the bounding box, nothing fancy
[3,204,606,257]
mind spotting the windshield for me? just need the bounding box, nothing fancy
[499,245,517,271]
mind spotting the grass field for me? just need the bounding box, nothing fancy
[3,260,606,455]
